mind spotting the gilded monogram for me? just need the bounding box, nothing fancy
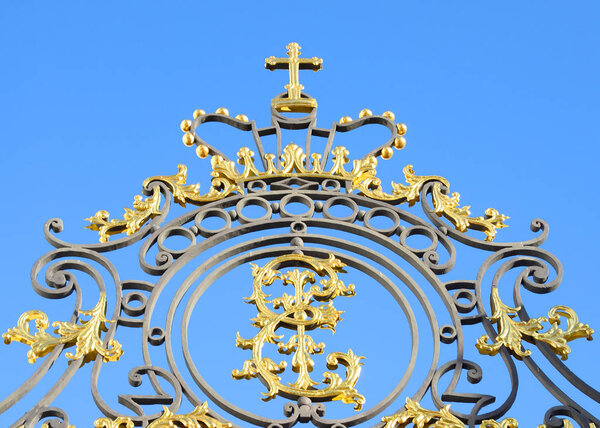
[232,254,365,410]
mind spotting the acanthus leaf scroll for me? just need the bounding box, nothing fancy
[86,142,508,243]
[94,402,232,428]
[3,293,122,364]
[476,287,593,360]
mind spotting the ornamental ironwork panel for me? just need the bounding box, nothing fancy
[1,43,597,428]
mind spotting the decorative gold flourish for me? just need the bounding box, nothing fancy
[232,254,365,410]
[3,293,122,364]
[87,143,507,242]
[476,287,593,360]
[381,398,518,428]
[86,186,161,243]
[86,160,245,242]
[94,402,232,428]
[141,162,243,205]
[233,144,507,241]
[431,184,508,241]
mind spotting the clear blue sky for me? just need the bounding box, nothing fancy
[1,2,599,427]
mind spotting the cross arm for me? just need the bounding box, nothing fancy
[265,56,290,70]
[298,57,323,71]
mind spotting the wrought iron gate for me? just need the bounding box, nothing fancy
[1,43,597,428]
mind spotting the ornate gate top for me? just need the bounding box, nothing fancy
[85,40,508,245]
[1,43,596,428]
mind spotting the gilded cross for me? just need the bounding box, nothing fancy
[265,42,323,112]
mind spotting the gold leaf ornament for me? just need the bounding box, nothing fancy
[94,402,232,428]
[381,398,518,428]
[86,186,161,243]
[431,185,509,241]
[3,293,122,364]
[87,143,507,243]
[476,287,593,360]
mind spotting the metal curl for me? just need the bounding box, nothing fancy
[155,250,174,268]
[420,182,549,251]
[92,365,183,425]
[31,248,123,300]
[423,229,456,274]
[16,406,73,428]
[40,264,76,299]
[45,183,172,252]
[520,263,553,294]
[492,256,562,295]
[282,401,299,418]
[466,365,483,384]
[431,359,518,425]
[422,248,452,275]
[542,405,593,428]
[475,248,563,304]
[309,402,330,428]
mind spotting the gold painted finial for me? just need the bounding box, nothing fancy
[265,42,323,113]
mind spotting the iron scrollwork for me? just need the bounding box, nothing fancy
[1,43,597,428]
[84,142,508,244]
